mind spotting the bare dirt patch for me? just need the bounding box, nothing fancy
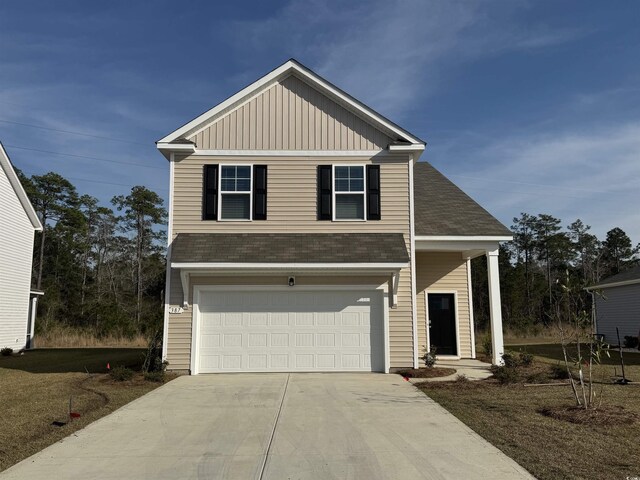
[396,367,456,379]
[538,405,638,426]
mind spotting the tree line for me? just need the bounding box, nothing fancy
[15,169,639,341]
[17,170,167,340]
[472,213,639,333]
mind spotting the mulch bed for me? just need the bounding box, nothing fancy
[538,405,638,426]
[395,367,456,379]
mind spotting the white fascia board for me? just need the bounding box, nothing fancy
[172,262,408,270]
[586,278,640,290]
[416,239,503,254]
[158,59,425,147]
[156,142,196,152]
[193,149,385,157]
[0,142,42,230]
[388,144,425,152]
[415,235,513,242]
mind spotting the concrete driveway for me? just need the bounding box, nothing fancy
[1,374,533,479]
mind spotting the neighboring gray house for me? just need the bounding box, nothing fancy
[588,266,640,345]
[0,142,42,351]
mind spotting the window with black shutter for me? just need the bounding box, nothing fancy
[366,164,381,220]
[202,164,218,220]
[317,165,332,220]
[253,165,267,220]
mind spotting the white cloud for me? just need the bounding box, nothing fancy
[439,121,640,241]
[226,0,588,119]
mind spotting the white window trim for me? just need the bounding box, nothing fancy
[425,290,461,360]
[332,164,367,222]
[218,163,253,222]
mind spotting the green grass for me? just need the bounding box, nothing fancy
[0,348,146,373]
[0,348,169,472]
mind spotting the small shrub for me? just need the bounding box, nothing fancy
[491,365,519,384]
[526,371,548,384]
[502,351,519,368]
[1,347,13,356]
[549,363,572,380]
[421,345,437,368]
[109,365,134,381]
[623,335,639,349]
[143,371,166,383]
[518,351,534,366]
[455,374,469,383]
[481,334,492,357]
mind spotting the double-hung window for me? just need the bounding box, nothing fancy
[333,165,365,220]
[220,165,252,220]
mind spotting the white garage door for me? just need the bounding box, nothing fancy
[194,289,385,373]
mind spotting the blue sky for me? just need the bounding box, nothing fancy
[1,1,639,242]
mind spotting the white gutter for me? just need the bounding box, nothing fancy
[171,262,408,270]
[586,278,640,290]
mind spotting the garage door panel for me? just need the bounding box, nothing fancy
[196,289,384,373]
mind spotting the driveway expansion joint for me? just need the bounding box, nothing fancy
[257,373,289,480]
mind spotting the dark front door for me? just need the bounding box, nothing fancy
[428,293,457,355]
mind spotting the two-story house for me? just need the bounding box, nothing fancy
[157,60,512,374]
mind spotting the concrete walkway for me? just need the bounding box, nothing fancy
[421,359,494,382]
[1,374,533,480]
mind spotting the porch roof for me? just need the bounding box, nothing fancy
[171,232,409,265]
[414,162,512,237]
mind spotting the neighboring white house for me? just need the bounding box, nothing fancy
[588,266,640,346]
[0,141,42,351]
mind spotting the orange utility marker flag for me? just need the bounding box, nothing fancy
[107,363,110,370]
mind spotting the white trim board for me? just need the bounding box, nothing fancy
[157,59,424,149]
[0,142,42,230]
[192,149,388,157]
[408,156,418,368]
[172,262,408,270]
[586,279,640,290]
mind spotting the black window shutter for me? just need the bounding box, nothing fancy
[366,165,381,220]
[317,165,332,220]
[253,165,267,220]
[202,164,218,220]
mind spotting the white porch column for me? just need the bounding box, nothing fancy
[486,249,505,365]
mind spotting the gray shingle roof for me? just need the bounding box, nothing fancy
[171,233,409,264]
[590,265,640,288]
[413,162,512,237]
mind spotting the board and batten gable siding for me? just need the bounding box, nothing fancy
[0,163,35,350]
[167,153,414,371]
[595,283,640,344]
[188,74,393,151]
[415,252,473,358]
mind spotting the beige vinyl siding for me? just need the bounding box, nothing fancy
[415,252,473,358]
[167,153,413,371]
[595,283,640,345]
[172,154,409,233]
[188,74,393,151]
[0,163,35,350]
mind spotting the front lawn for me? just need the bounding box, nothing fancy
[0,348,171,472]
[417,345,640,480]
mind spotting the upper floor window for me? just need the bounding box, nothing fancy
[334,165,365,220]
[220,165,252,220]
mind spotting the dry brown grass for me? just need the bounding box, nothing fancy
[418,362,640,480]
[36,327,147,348]
[0,349,170,472]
